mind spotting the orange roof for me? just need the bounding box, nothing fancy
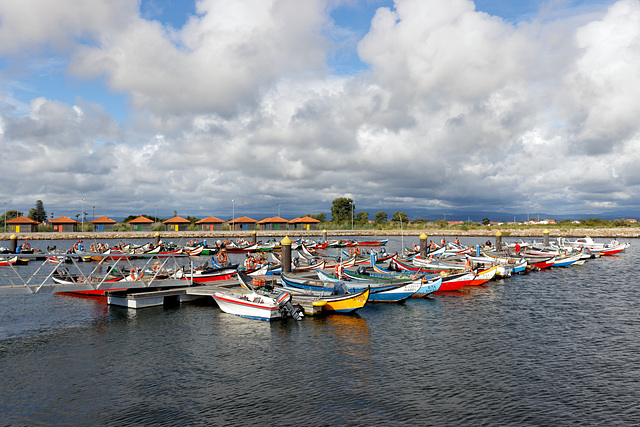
[196,216,225,224]
[258,216,289,224]
[51,216,79,224]
[231,216,257,223]
[6,216,40,225]
[90,216,116,224]
[163,216,191,224]
[288,216,320,223]
[129,216,154,224]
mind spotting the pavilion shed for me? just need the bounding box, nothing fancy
[230,216,257,231]
[129,216,154,232]
[196,216,225,231]
[163,216,191,231]
[258,216,289,231]
[90,216,117,232]
[50,216,79,232]
[288,216,321,231]
[5,216,40,233]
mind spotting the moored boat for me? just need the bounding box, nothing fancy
[212,285,303,321]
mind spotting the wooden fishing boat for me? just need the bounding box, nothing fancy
[357,239,389,246]
[0,256,18,266]
[552,252,583,267]
[52,267,128,296]
[475,253,528,273]
[283,273,421,302]
[525,255,555,270]
[173,264,239,283]
[239,273,370,314]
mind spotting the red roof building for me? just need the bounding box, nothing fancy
[129,216,154,232]
[258,216,289,231]
[50,216,79,232]
[5,216,40,233]
[163,216,191,232]
[195,216,225,231]
[230,216,257,231]
[288,216,320,231]
[89,216,117,232]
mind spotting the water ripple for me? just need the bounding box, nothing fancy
[1,237,640,425]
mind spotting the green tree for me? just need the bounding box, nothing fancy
[374,211,388,224]
[391,211,408,223]
[435,219,448,228]
[0,210,19,230]
[28,200,47,223]
[356,211,368,225]
[611,219,629,227]
[330,197,354,223]
[482,217,491,225]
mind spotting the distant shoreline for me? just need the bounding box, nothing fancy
[1,228,638,240]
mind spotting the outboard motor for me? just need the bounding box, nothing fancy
[356,265,367,275]
[332,281,349,295]
[276,292,304,320]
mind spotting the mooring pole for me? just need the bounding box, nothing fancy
[281,236,292,273]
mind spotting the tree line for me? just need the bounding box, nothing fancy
[2,199,637,232]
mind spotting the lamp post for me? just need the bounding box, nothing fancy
[81,198,84,232]
[3,202,6,233]
[232,199,235,231]
[278,204,281,217]
[400,213,404,253]
[351,201,354,230]
[155,204,157,227]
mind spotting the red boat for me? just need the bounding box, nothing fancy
[0,256,17,266]
[176,264,239,283]
[527,256,555,270]
[390,258,497,291]
[598,245,628,256]
[357,239,389,246]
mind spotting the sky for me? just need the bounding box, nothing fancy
[1,0,639,222]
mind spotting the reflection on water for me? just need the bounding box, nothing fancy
[319,314,372,361]
[1,237,640,425]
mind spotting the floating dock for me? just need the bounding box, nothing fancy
[104,278,324,315]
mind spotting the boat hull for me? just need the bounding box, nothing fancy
[213,291,281,321]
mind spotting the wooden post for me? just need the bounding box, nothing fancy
[543,229,549,247]
[154,232,160,246]
[251,230,257,244]
[281,236,292,273]
[322,229,327,243]
[495,231,502,251]
[9,234,17,253]
[419,233,428,258]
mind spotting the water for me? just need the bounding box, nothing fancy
[1,236,639,425]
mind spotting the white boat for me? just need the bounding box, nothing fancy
[212,288,303,321]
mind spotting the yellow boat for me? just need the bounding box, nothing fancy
[312,287,370,313]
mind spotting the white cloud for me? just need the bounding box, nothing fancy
[4,0,640,220]
[0,0,137,53]
[68,0,330,117]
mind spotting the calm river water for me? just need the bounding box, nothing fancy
[1,235,639,425]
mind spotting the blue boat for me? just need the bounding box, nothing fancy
[280,273,420,303]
